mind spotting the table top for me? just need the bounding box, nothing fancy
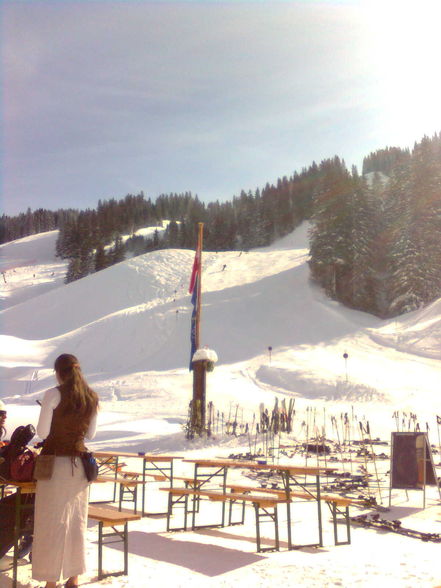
[182,458,337,475]
[93,451,181,462]
[0,480,37,493]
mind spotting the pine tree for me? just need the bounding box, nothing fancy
[65,257,82,284]
[309,157,354,300]
[110,236,126,264]
[94,244,108,272]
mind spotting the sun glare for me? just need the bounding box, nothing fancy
[362,0,441,144]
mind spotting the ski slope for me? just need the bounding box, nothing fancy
[1,223,440,435]
[1,223,440,587]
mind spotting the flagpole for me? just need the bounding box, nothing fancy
[188,222,206,437]
[195,222,203,349]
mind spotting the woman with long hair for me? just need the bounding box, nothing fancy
[32,354,99,588]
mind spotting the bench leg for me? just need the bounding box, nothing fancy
[316,475,323,547]
[166,492,189,532]
[255,504,261,553]
[286,502,292,550]
[331,503,351,546]
[124,521,128,575]
[228,493,246,526]
[119,484,140,514]
[98,522,103,580]
[183,494,188,531]
[12,490,21,588]
[254,504,280,553]
[96,521,130,579]
[12,490,33,588]
[166,492,172,532]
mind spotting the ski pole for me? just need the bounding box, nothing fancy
[436,415,441,458]
[305,408,310,475]
[333,415,345,472]
[358,421,372,501]
[366,420,383,505]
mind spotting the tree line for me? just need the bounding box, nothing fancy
[1,170,317,282]
[309,133,441,317]
[1,132,440,318]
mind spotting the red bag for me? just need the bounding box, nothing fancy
[10,448,36,482]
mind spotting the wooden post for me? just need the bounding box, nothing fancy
[192,360,207,434]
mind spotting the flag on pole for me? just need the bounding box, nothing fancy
[189,273,199,370]
[189,232,202,370]
[189,248,200,296]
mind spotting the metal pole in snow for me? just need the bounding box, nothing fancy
[343,352,349,383]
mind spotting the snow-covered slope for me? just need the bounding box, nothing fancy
[0,231,66,309]
[0,224,378,378]
[1,222,440,425]
[1,223,440,588]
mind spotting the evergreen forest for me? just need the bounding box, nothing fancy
[1,132,440,319]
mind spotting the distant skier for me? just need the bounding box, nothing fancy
[222,264,227,271]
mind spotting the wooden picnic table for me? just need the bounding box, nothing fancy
[93,451,182,515]
[182,458,338,549]
[0,481,36,588]
[1,479,142,586]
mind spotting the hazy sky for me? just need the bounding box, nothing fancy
[2,0,441,216]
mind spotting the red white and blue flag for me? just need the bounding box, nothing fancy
[188,249,200,296]
[189,249,200,370]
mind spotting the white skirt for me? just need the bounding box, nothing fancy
[32,456,89,582]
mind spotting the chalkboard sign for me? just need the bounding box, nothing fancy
[391,432,437,490]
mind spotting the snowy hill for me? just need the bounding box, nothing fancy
[1,222,440,431]
[1,223,440,588]
[0,230,66,309]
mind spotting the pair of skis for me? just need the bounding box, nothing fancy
[351,513,441,543]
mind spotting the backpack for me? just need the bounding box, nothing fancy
[0,424,36,482]
[10,448,36,482]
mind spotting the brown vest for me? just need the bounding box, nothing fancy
[42,391,92,456]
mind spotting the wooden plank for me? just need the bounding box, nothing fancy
[224,484,363,506]
[1,481,36,494]
[160,487,287,508]
[225,484,287,497]
[88,504,141,524]
[96,476,145,486]
[183,459,336,475]
[142,473,168,481]
[93,451,181,461]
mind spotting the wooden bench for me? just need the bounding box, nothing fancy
[88,505,141,580]
[160,487,288,552]
[94,457,127,503]
[224,483,365,546]
[225,483,364,505]
[122,471,168,482]
[121,473,201,486]
[95,476,145,513]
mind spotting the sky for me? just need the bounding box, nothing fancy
[1,0,441,216]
